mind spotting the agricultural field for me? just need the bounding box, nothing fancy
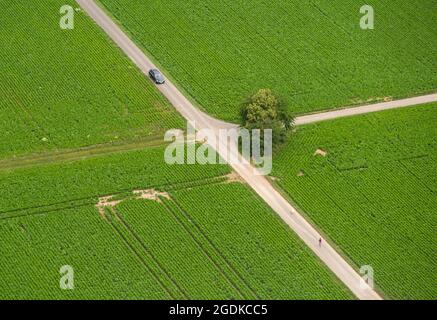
[0,0,183,159]
[0,146,352,299]
[0,206,171,299]
[271,104,437,299]
[170,183,352,299]
[100,0,437,121]
[0,144,230,215]
[2,0,434,302]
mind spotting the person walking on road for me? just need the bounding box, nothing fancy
[319,237,322,248]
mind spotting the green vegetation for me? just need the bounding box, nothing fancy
[2,0,434,300]
[0,144,230,215]
[171,183,352,299]
[0,206,171,299]
[110,200,242,299]
[0,145,352,298]
[100,0,437,121]
[0,0,183,159]
[241,89,294,147]
[272,104,437,299]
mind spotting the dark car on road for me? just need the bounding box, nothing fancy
[149,69,165,84]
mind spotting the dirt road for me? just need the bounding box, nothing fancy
[295,94,437,125]
[76,0,390,300]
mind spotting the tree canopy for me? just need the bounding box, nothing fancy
[241,89,294,147]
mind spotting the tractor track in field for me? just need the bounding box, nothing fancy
[103,206,186,299]
[162,197,260,299]
[0,174,239,221]
[0,135,165,172]
[77,0,437,300]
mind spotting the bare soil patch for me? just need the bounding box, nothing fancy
[96,195,122,218]
[225,171,245,184]
[314,148,328,157]
[133,189,170,202]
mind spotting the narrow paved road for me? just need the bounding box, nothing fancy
[295,94,437,125]
[77,0,387,300]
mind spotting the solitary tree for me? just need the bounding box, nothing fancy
[241,89,294,147]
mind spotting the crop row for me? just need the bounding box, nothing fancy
[272,104,437,299]
[0,0,183,159]
[114,199,252,299]
[0,206,170,299]
[170,182,352,299]
[0,144,230,214]
[100,0,437,121]
[0,181,353,299]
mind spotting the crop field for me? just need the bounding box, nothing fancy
[0,146,352,298]
[171,183,352,299]
[100,0,437,121]
[0,144,230,215]
[0,143,227,299]
[0,206,171,299]
[0,0,183,159]
[271,104,437,299]
[2,0,434,302]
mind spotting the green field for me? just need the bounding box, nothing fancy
[2,0,435,300]
[0,206,171,299]
[100,0,437,121]
[1,1,351,297]
[0,0,183,159]
[0,144,230,215]
[272,104,437,299]
[0,148,352,299]
[171,183,351,299]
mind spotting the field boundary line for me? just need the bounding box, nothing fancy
[0,135,166,172]
[0,202,93,221]
[164,175,229,191]
[0,174,234,221]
